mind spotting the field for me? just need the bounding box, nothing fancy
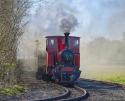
[80,64,125,84]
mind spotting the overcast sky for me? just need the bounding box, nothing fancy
[27,0,125,41]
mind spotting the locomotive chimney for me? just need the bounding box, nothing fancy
[64,32,70,49]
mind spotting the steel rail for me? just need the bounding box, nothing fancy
[35,86,70,101]
[59,85,88,101]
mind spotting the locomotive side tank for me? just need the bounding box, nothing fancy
[42,32,81,84]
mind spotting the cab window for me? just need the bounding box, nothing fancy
[74,39,79,48]
[50,39,54,45]
[48,39,55,46]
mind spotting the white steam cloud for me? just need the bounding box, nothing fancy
[26,0,125,40]
[18,0,125,72]
[28,0,79,35]
[60,15,78,33]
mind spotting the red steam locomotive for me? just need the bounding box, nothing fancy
[37,32,81,84]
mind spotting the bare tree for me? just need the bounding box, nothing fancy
[0,0,31,86]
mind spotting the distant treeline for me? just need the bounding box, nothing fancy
[81,37,125,65]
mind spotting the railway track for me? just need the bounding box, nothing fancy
[57,85,87,101]
[20,77,88,101]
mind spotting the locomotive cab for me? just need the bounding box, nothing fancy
[43,33,81,84]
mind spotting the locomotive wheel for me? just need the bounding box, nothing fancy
[36,66,43,80]
[42,73,51,81]
[36,66,52,81]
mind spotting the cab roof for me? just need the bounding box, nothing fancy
[46,36,80,38]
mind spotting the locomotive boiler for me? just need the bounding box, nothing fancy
[37,32,81,84]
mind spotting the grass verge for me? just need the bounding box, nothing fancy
[0,85,25,96]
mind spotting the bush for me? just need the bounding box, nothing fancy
[0,62,17,86]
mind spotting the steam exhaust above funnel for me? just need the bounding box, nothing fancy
[60,15,78,33]
[60,15,78,49]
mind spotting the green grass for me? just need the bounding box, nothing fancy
[107,76,125,84]
[80,65,125,84]
[0,85,25,96]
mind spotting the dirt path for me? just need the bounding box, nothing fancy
[78,79,125,101]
